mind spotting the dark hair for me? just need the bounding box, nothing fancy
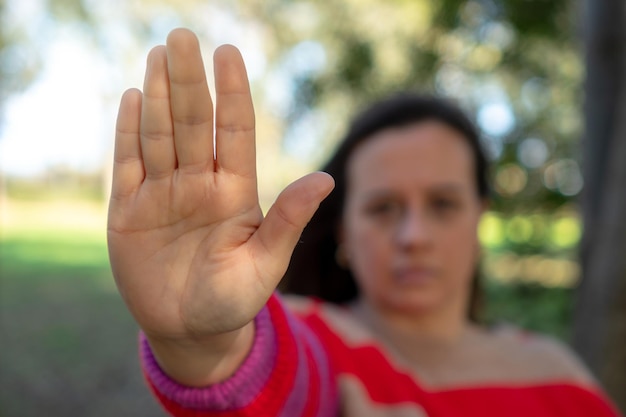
[280,93,490,321]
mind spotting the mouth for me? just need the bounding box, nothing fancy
[392,266,437,286]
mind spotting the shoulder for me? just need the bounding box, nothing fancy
[281,294,352,323]
[282,294,317,315]
[282,294,376,345]
[489,324,596,386]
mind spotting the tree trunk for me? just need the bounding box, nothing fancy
[575,0,626,412]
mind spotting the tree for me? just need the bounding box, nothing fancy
[0,0,43,130]
[574,0,626,411]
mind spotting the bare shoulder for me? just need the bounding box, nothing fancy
[281,294,360,322]
[281,294,353,321]
[490,324,596,385]
[282,294,374,344]
[282,294,317,315]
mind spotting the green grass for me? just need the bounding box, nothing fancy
[0,230,167,417]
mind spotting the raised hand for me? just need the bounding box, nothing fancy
[107,29,333,385]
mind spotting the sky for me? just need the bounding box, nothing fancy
[1,35,113,177]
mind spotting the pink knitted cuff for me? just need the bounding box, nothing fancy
[140,306,277,411]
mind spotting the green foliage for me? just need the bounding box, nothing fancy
[501,0,572,36]
[45,0,92,22]
[0,2,42,124]
[336,37,374,92]
[231,1,585,244]
[483,281,573,341]
[2,0,584,215]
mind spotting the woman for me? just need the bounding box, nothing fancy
[108,29,620,416]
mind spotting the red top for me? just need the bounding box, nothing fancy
[143,294,622,417]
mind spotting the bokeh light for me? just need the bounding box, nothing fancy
[495,163,527,196]
[518,137,549,169]
[543,159,584,196]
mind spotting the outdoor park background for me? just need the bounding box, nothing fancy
[1,0,624,416]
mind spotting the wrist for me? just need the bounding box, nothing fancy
[140,306,278,411]
[145,323,255,387]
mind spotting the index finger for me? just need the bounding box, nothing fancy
[213,45,256,178]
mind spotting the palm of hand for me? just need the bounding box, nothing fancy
[107,29,333,342]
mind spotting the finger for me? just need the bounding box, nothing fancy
[213,44,256,178]
[111,88,144,199]
[251,172,335,282]
[166,28,214,173]
[140,45,177,180]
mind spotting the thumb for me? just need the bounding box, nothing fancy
[250,171,335,284]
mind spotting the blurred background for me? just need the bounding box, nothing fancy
[1,0,624,415]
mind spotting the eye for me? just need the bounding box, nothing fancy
[365,200,402,218]
[431,197,459,214]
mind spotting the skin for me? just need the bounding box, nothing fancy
[342,122,484,319]
[107,28,334,386]
[341,122,485,351]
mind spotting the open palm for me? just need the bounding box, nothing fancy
[107,29,333,343]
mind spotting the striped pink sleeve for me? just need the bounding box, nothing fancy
[140,294,340,417]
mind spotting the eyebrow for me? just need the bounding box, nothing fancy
[429,183,466,194]
[359,183,467,201]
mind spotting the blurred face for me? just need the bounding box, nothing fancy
[341,120,484,316]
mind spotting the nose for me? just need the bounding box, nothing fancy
[393,207,433,248]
